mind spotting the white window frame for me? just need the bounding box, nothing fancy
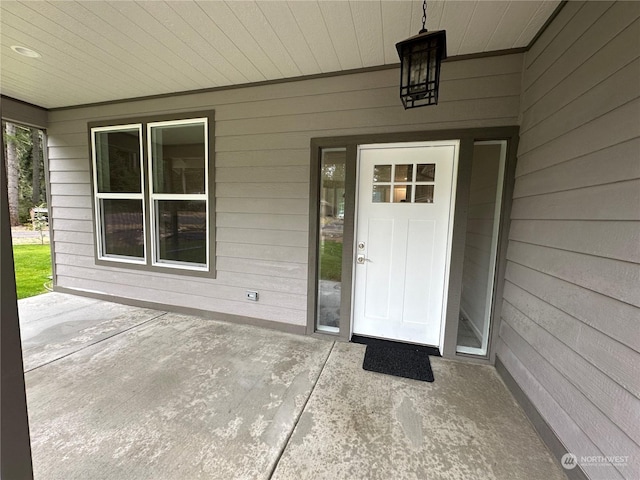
[91,124,146,265]
[147,117,209,271]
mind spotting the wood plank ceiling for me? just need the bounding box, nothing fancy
[0,1,560,109]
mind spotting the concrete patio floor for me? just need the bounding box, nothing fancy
[19,293,567,480]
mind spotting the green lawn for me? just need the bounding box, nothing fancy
[12,244,52,299]
[319,240,343,282]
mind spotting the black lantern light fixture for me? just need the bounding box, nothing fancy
[396,0,447,109]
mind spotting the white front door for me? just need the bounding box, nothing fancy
[352,141,458,347]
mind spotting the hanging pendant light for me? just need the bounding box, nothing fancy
[396,0,447,108]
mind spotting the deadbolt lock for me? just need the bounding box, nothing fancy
[358,242,365,250]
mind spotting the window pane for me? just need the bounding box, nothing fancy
[416,164,436,181]
[457,141,506,356]
[395,164,413,182]
[95,129,141,193]
[415,185,434,203]
[372,185,391,203]
[156,200,206,265]
[317,149,346,332]
[394,185,412,203]
[373,165,391,182]
[101,199,144,258]
[151,122,205,194]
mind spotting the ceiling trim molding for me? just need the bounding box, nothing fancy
[1,94,47,113]
[444,47,527,63]
[0,95,48,129]
[48,63,399,112]
[526,0,568,50]
[49,46,531,112]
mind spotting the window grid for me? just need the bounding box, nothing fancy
[372,163,436,203]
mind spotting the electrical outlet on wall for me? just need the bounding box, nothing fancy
[246,290,258,301]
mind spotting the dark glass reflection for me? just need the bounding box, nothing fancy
[416,164,436,181]
[156,200,206,265]
[151,123,205,194]
[95,130,141,193]
[101,199,144,258]
[415,185,434,203]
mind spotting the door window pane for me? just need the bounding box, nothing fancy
[373,165,391,182]
[150,122,205,194]
[317,149,346,333]
[372,185,391,203]
[415,185,434,203]
[394,164,413,182]
[156,200,206,265]
[394,185,412,203]
[416,164,436,181]
[94,129,141,193]
[101,199,144,258]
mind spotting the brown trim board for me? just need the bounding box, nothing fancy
[1,95,48,129]
[42,130,57,290]
[496,356,588,480]
[526,0,569,51]
[0,119,34,480]
[441,137,474,359]
[487,134,519,365]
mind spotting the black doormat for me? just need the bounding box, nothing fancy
[361,340,435,382]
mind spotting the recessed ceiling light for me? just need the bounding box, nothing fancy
[11,45,41,58]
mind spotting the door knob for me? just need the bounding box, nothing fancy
[356,254,366,264]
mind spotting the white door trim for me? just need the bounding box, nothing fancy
[350,140,459,355]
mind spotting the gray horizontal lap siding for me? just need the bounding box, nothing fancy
[498,2,640,480]
[47,56,522,328]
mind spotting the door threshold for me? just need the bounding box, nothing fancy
[351,335,441,357]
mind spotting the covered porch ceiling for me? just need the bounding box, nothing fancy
[0,0,561,110]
